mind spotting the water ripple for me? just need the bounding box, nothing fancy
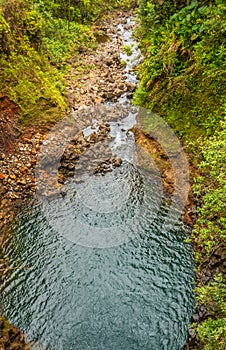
[1,186,194,349]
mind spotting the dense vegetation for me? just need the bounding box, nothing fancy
[134,0,226,348]
[0,0,132,123]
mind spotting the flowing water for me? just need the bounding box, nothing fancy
[0,16,194,350]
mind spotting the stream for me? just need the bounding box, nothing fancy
[0,16,194,350]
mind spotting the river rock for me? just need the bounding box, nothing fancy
[112,157,122,167]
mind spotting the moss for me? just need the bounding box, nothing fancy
[0,316,11,334]
[0,48,67,122]
[123,44,133,56]
[133,1,226,138]
[0,0,137,125]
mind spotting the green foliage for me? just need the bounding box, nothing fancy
[43,19,95,65]
[1,50,66,114]
[0,0,136,123]
[135,1,226,349]
[192,115,226,254]
[0,0,45,51]
[194,274,226,350]
[196,274,226,317]
[0,0,67,121]
[34,0,135,24]
[134,0,226,139]
[197,318,226,350]
[123,44,133,55]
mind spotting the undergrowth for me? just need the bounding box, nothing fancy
[134,1,226,348]
[0,0,135,124]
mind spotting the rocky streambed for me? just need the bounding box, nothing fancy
[66,10,136,108]
[0,9,179,232]
[0,10,135,236]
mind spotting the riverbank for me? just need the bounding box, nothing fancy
[134,1,226,349]
[0,316,29,350]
